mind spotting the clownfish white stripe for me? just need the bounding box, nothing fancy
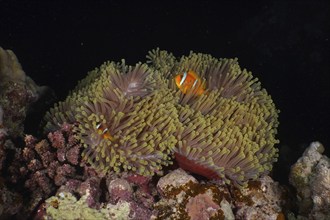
[103,128,108,134]
[192,79,199,88]
[180,72,188,86]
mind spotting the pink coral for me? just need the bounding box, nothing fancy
[48,130,66,149]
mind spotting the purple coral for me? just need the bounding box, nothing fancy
[0,124,85,218]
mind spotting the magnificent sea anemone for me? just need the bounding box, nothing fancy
[44,49,279,186]
[44,62,179,176]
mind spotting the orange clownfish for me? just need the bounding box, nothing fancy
[96,123,116,142]
[174,70,206,95]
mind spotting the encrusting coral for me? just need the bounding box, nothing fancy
[44,191,131,220]
[44,49,279,187]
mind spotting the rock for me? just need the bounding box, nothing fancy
[155,168,233,220]
[185,189,224,220]
[289,141,330,219]
[0,47,49,137]
[233,176,285,220]
[157,168,198,197]
[108,178,133,203]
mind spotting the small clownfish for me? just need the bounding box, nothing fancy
[96,123,116,142]
[174,70,206,95]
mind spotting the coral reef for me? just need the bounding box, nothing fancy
[289,141,330,220]
[0,47,48,137]
[44,49,279,187]
[0,47,286,219]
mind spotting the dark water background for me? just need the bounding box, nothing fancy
[1,1,329,184]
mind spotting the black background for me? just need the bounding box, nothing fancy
[1,1,329,183]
